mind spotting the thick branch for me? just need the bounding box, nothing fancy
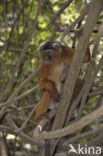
[62,127,103,146]
[52,0,103,133]
[33,104,103,140]
[50,1,103,154]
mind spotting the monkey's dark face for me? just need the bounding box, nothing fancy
[39,41,62,63]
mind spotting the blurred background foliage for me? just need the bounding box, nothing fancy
[0,0,103,155]
[0,0,103,97]
[0,0,86,100]
[0,0,103,133]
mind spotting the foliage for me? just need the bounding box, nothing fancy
[0,0,103,155]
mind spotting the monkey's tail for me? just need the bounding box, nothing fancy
[34,91,52,123]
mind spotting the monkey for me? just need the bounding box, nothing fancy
[34,41,91,123]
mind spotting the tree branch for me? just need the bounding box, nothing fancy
[0,0,42,100]
[50,0,73,23]
[50,0,103,155]
[33,104,103,140]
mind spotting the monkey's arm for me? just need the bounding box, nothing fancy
[62,46,91,63]
[34,63,59,123]
[34,90,51,122]
[39,79,59,100]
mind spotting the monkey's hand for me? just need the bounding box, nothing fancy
[34,113,50,123]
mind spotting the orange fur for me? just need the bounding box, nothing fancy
[34,43,91,123]
[34,91,51,123]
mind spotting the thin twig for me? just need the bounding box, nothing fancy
[0,85,38,108]
[6,114,44,147]
[0,66,40,120]
[57,5,89,42]
[15,106,36,133]
[78,55,103,118]
[50,0,73,23]
[0,0,42,100]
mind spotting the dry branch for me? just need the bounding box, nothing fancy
[50,0,73,23]
[33,104,103,140]
[0,0,42,100]
[0,66,40,120]
[50,1,103,155]
[6,114,44,147]
[57,5,89,42]
[78,55,103,118]
[62,127,103,146]
[0,85,38,108]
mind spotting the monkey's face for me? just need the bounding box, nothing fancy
[39,41,62,64]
